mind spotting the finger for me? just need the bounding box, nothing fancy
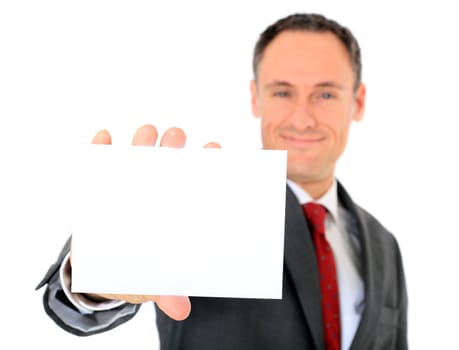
[132,124,159,146]
[93,294,191,321]
[204,141,221,149]
[92,130,112,145]
[160,127,186,148]
[89,293,154,304]
[154,295,191,321]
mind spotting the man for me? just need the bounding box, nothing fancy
[37,13,408,349]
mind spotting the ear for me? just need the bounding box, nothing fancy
[352,83,366,122]
[250,80,261,118]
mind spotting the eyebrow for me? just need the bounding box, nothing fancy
[264,80,293,89]
[264,80,345,90]
[315,81,345,90]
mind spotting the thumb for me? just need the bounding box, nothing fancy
[154,295,191,320]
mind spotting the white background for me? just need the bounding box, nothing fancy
[1,1,458,349]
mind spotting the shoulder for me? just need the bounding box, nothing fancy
[353,204,397,243]
[337,181,400,247]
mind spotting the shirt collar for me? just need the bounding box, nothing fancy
[287,179,339,223]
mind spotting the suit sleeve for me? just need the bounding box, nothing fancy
[395,238,409,350]
[35,236,140,336]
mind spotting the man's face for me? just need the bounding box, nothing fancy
[251,30,365,189]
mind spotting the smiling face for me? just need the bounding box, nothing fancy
[251,30,366,198]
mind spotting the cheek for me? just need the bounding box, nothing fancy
[332,121,352,156]
[260,115,286,150]
[260,118,274,146]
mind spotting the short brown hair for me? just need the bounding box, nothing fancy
[253,13,362,91]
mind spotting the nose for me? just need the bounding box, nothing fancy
[289,98,317,131]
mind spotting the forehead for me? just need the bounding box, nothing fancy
[257,30,354,87]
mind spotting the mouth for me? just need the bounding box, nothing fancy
[281,134,325,149]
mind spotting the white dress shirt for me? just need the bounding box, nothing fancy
[287,179,365,350]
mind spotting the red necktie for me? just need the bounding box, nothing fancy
[303,202,341,350]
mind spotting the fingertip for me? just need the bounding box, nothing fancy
[160,127,187,148]
[92,130,112,144]
[155,295,191,321]
[132,124,158,146]
[204,141,221,149]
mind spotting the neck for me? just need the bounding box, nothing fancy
[291,176,334,200]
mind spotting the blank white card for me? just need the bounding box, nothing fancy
[70,144,287,298]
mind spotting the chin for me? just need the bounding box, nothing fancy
[287,153,320,167]
[287,159,327,178]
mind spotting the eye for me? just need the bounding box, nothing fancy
[273,91,290,98]
[320,92,335,100]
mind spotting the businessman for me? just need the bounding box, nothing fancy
[37,13,408,349]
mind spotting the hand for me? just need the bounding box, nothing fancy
[71,124,220,321]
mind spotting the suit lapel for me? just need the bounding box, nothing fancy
[284,182,386,349]
[284,186,324,350]
[337,183,384,350]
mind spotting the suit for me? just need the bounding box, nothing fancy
[37,182,408,349]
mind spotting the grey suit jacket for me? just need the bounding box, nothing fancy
[37,182,408,349]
